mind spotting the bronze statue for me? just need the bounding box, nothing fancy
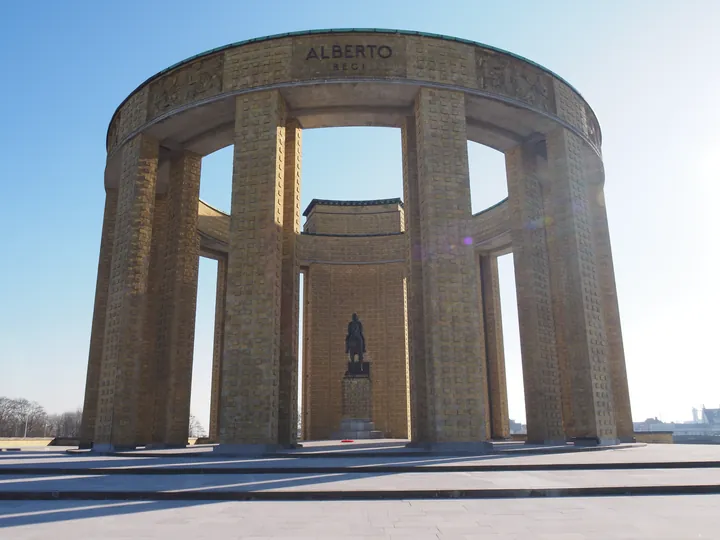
[345,313,366,363]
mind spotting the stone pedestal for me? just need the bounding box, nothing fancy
[333,363,383,439]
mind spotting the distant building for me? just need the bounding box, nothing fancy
[634,407,720,443]
[509,419,526,435]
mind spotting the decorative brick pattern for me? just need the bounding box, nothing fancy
[141,193,169,445]
[553,79,602,150]
[109,88,149,154]
[304,203,404,235]
[480,255,510,439]
[223,41,292,92]
[209,257,227,442]
[220,91,286,445]
[298,232,405,264]
[413,88,488,443]
[80,189,118,446]
[278,120,301,446]
[401,115,428,443]
[587,178,633,441]
[300,268,312,440]
[95,134,158,447]
[471,199,510,244]
[160,152,202,445]
[539,150,575,439]
[545,127,616,442]
[147,54,224,121]
[406,38,477,88]
[505,142,565,444]
[342,377,372,419]
[476,50,555,113]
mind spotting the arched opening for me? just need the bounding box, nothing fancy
[300,127,403,226]
[467,141,524,434]
[468,141,508,214]
[190,147,233,437]
[498,254,525,432]
[299,126,405,440]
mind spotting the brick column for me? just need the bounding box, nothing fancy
[300,268,311,440]
[278,120,301,447]
[139,191,169,445]
[80,189,118,447]
[218,91,287,451]
[544,128,617,444]
[158,151,202,446]
[480,255,510,439]
[209,256,227,442]
[401,115,428,444]
[94,134,158,450]
[412,88,489,447]
[588,174,633,441]
[505,141,565,444]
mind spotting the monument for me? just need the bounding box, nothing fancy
[345,312,369,376]
[80,29,633,453]
[335,313,382,440]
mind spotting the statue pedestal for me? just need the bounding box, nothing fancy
[333,363,383,440]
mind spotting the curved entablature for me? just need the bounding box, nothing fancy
[197,198,512,260]
[105,29,603,192]
[471,198,512,255]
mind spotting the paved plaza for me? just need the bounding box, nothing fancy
[2,496,720,539]
[1,443,720,538]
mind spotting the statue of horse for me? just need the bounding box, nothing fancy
[345,313,366,363]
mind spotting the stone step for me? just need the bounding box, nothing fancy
[333,430,384,440]
[333,418,385,439]
[339,419,375,431]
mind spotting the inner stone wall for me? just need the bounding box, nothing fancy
[303,200,409,440]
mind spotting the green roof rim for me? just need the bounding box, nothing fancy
[107,28,594,148]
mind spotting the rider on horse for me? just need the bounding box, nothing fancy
[345,313,366,363]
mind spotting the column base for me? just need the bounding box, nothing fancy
[570,437,620,447]
[212,444,282,456]
[406,441,493,454]
[144,443,188,450]
[524,439,568,446]
[91,443,138,453]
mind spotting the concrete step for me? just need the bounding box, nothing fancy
[333,430,384,440]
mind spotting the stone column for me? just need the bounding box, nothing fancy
[278,120,301,447]
[80,189,118,447]
[139,189,169,445]
[218,91,287,451]
[158,151,202,446]
[480,255,510,439]
[300,268,311,441]
[401,114,428,444]
[209,256,227,442]
[588,170,633,441]
[505,140,565,444]
[94,134,158,450]
[412,88,489,447]
[544,127,617,444]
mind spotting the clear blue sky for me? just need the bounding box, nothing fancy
[1,0,718,432]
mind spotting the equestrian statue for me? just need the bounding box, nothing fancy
[345,313,366,365]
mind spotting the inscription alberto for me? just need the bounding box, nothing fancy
[305,44,393,72]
